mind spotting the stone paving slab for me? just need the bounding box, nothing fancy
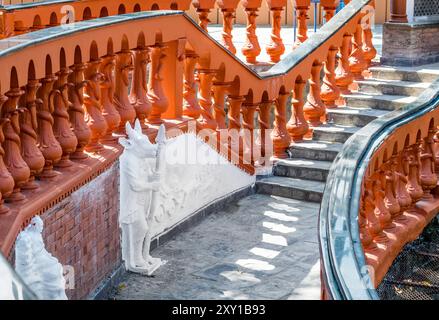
[109,194,321,300]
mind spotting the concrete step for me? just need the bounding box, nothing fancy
[288,140,343,162]
[370,64,439,83]
[256,176,325,203]
[273,158,332,182]
[342,92,417,111]
[356,79,431,96]
[326,107,388,127]
[312,124,359,143]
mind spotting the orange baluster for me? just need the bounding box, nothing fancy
[349,16,368,80]
[321,46,341,108]
[53,67,78,167]
[293,0,310,49]
[212,82,230,130]
[227,95,245,132]
[363,178,389,246]
[115,49,136,130]
[266,0,286,63]
[373,171,402,251]
[0,95,15,212]
[100,53,120,143]
[242,101,258,164]
[403,142,427,237]
[359,196,377,251]
[382,160,409,242]
[19,80,45,189]
[395,151,413,212]
[197,69,217,130]
[193,0,216,31]
[227,95,245,158]
[383,160,401,218]
[130,45,151,129]
[419,128,437,200]
[434,127,439,172]
[335,33,354,94]
[304,61,326,126]
[183,51,201,120]
[399,141,426,241]
[360,179,383,273]
[68,62,91,159]
[217,0,240,55]
[287,77,309,141]
[147,43,168,125]
[271,92,290,159]
[3,88,30,202]
[36,74,63,179]
[241,0,262,64]
[84,59,107,152]
[406,143,424,205]
[362,0,377,67]
[257,100,273,162]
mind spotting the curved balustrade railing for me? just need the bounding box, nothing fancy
[0,0,342,64]
[319,76,439,300]
[0,0,375,261]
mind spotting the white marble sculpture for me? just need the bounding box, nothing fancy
[150,133,256,237]
[0,254,27,300]
[119,120,166,275]
[15,216,67,300]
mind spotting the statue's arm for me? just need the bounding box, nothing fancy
[124,160,160,192]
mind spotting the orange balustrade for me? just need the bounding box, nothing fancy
[1,0,344,66]
[359,114,439,288]
[0,1,376,258]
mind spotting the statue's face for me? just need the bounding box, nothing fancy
[29,216,44,234]
[133,134,158,158]
[120,120,158,158]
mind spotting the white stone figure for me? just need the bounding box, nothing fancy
[119,119,165,275]
[0,254,27,300]
[15,216,67,300]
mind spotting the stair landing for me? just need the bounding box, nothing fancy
[110,194,321,300]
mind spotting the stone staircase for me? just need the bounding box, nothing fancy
[256,64,439,203]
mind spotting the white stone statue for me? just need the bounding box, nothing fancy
[119,120,166,275]
[15,216,67,300]
[0,253,28,300]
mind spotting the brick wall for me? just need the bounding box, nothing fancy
[41,161,121,300]
[382,22,439,66]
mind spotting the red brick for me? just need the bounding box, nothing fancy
[41,162,121,300]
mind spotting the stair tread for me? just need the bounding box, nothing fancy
[342,92,416,103]
[312,124,360,135]
[277,158,332,171]
[290,140,344,153]
[258,176,325,193]
[356,78,432,89]
[370,63,439,75]
[326,106,388,118]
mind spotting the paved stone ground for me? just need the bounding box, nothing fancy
[110,194,321,300]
